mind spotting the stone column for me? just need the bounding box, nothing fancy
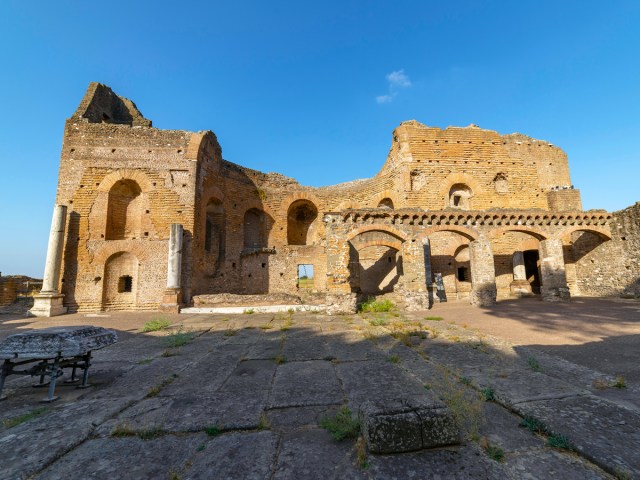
[539,239,571,302]
[394,237,430,311]
[469,236,497,307]
[510,250,532,296]
[160,224,183,313]
[29,205,68,317]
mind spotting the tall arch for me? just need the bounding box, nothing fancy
[204,198,225,267]
[287,199,318,245]
[105,179,142,240]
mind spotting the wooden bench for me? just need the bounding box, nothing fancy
[0,326,117,402]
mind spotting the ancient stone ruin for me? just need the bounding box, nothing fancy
[29,83,640,316]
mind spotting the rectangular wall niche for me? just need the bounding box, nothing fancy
[118,275,133,293]
[298,264,314,289]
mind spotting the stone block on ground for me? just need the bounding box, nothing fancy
[359,397,459,454]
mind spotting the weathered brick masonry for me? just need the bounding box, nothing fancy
[35,83,639,314]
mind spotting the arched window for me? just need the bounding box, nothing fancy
[106,180,142,239]
[244,208,266,249]
[377,198,394,209]
[448,184,472,210]
[287,200,318,245]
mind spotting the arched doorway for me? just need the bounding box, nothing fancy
[106,179,142,240]
[287,200,318,245]
[102,251,138,310]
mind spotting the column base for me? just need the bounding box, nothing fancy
[28,293,67,317]
[510,280,533,297]
[470,283,497,307]
[159,288,182,313]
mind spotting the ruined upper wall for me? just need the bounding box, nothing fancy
[71,82,152,127]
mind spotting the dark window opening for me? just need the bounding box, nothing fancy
[453,195,461,207]
[457,267,469,282]
[118,275,133,293]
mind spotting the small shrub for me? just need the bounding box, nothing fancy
[243,308,255,315]
[2,407,51,429]
[527,356,541,372]
[460,376,472,386]
[592,378,609,390]
[259,323,273,330]
[196,443,206,452]
[547,433,572,450]
[142,317,171,332]
[614,376,627,389]
[358,297,394,313]
[319,406,361,441]
[205,425,221,437]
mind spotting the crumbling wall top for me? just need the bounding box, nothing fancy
[71,82,152,127]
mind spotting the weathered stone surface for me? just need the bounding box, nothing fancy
[503,449,608,480]
[359,398,459,453]
[269,361,343,408]
[186,431,278,480]
[273,429,366,480]
[36,435,205,480]
[0,326,117,359]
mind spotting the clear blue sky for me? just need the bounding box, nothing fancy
[1,1,639,277]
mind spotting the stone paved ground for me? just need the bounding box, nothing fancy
[1,298,638,479]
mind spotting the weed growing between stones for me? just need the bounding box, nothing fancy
[369,317,387,326]
[137,426,163,440]
[257,413,270,430]
[431,365,485,440]
[163,328,196,348]
[161,349,178,357]
[519,416,549,435]
[424,316,443,321]
[137,358,154,365]
[479,437,505,462]
[481,386,495,402]
[142,317,171,332]
[112,423,163,440]
[196,443,206,452]
[243,308,255,314]
[205,425,221,437]
[146,374,178,398]
[112,423,136,437]
[387,355,400,364]
[2,407,51,429]
[319,406,361,441]
[358,297,395,313]
[546,433,573,450]
[527,356,541,372]
[223,328,237,337]
[614,376,627,389]
[274,355,287,365]
[355,436,369,469]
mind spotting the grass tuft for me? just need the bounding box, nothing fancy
[546,433,572,450]
[614,376,627,389]
[519,416,549,435]
[2,407,51,429]
[142,317,171,332]
[319,406,361,441]
[424,316,443,321]
[481,386,495,402]
[369,317,387,326]
[358,297,394,313]
[205,425,221,437]
[146,374,178,398]
[163,328,196,348]
[387,354,400,364]
[527,356,541,372]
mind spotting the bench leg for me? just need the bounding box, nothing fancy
[78,352,92,389]
[0,360,10,401]
[41,357,61,403]
[33,360,51,388]
[64,366,80,384]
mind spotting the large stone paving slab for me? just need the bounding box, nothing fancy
[269,361,343,408]
[36,434,206,480]
[185,431,278,480]
[0,398,132,480]
[512,395,640,476]
[273,429,366,480]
